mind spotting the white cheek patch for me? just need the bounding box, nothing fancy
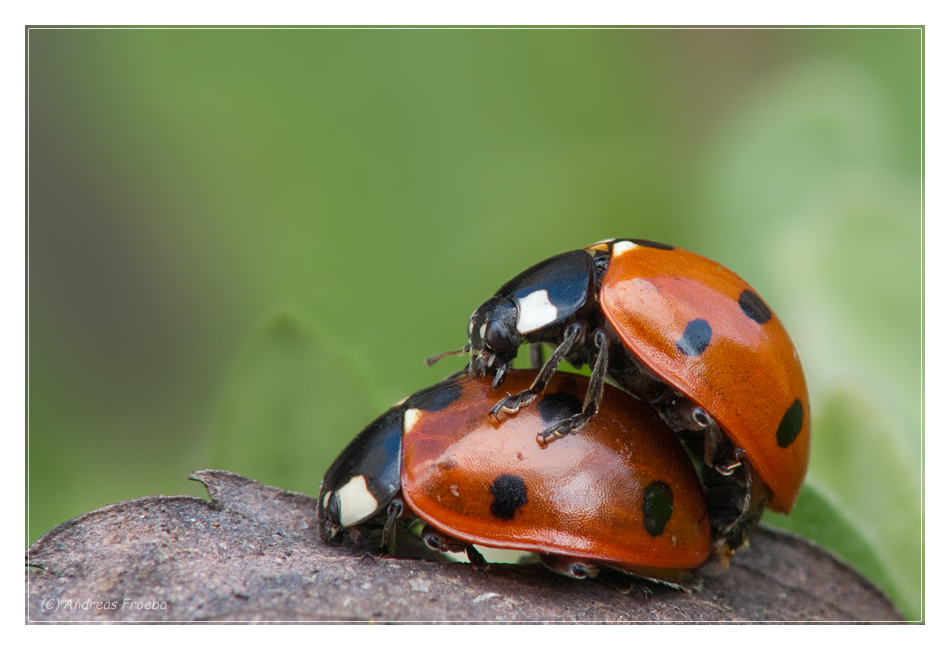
[479,323,488,341]
[403,408,422,435]
[515,289,559,334]
[337,475,379,527]
[612,240,636,257]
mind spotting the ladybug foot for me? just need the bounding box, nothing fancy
[490,390,538,417]
[537,413,592,447]
[593,570,637,594]
[539,554,600,580]
[714,448,747,476]
[421,525,489,571]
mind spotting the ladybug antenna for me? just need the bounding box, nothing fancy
[426,344,471,367]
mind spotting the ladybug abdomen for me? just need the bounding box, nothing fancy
[401,373,711,570]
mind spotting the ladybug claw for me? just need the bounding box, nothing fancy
[714,447,747,476]
[490,390,537,417]
[489,397,515,417]
[537,413,591,447]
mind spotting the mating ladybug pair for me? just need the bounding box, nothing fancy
[318,238,810,590]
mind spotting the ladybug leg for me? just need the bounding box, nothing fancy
[489,322,585,417]
[636,585,654,602]
[465,546,489,571]
[581,328,609,417]
[715,447,746,476]
[536,329,609,446]
[700,418,724,469]
[595,570,634,594]
[658,398,731,470]
[538,554,600,580]
[320,519,344,546]
[420,525,489,571]
[678,434,764,555]
[421,524,466,553]
[380,499,404,555]
[700,419,745,477]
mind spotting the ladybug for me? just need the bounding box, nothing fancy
[318,370,717,590]
[432,239,809,516]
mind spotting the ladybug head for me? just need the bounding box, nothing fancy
[468,296,523,379]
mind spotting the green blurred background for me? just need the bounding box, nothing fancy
[27,28,922,619]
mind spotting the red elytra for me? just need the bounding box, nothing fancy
[593,240,810,513]
[400,370,711,580]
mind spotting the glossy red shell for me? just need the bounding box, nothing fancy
[594,240,810,513]
[400,371,711,572]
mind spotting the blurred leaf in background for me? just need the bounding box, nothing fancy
[27,28,922,619]
[209,313,383,494]
[690,51,922,617]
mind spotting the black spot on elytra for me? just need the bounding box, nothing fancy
[626,239,675,251]
[642,481,674,537]
[738,289,772,324]
[676,319,712,357]
[489,474,528,520]
[776,399,804,448]
[537,392,583,427]
[406,381,463,412]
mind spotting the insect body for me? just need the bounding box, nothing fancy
[449,239,809,515]
[319,371,714,589]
